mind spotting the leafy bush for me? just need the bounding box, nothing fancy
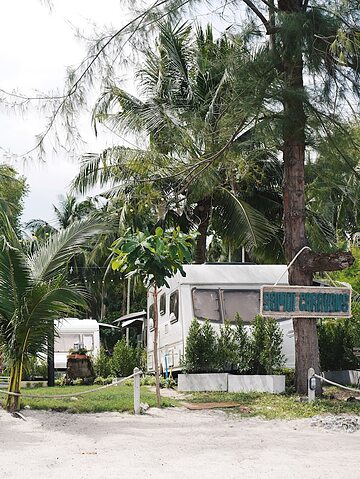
[73,378,84,386]
[233,315,251,373]
[217,320,238,372]
[141,375,156,386]
[318,309,360,371]
[183,315,284,374]
[55,374,67,386]
[94,346,112,378]
[94,376,114,385]
[182,319,218,373]
[23,357,48,380]
[94,376,105,385]
[250,315,285,374]
[111,339,138,377]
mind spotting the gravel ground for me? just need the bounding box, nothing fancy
[0,407,359,479]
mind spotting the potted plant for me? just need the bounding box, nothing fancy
[67,345,89,360]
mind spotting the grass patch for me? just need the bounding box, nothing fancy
[14,384,177,413]
[187,391,360,420]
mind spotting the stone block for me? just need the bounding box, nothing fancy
[227,374,285,393]
[178,373,228,392]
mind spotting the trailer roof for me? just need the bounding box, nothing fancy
[55,318,100,332]
[166,264,288,287]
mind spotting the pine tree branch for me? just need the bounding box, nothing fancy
[242,0,277,34]
[15,0,192,157]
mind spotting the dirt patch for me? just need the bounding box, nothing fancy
[1,407,359,479]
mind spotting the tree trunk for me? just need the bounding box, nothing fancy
[47,322,55,387]
[280,0,320,394]
[6,363,21,412]
[152,285,161,407]
[194,198,212,264]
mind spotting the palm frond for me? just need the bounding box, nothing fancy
[0,240,31,325]
[28,217,108,282]
[72,146,173,196]
[213,188,276,251]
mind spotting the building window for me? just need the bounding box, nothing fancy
[159,293,166,315]
[149,303,154,331]
[192,288,221,323]
[169,290,179,323]
[222,290,260,324]
[83,334,94,351]
[54,334,81,353]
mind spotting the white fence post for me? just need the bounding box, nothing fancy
[308,367,316,403]
[134,367,141,415]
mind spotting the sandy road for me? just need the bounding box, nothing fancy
[0,407,359,479]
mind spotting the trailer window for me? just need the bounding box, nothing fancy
[222,290,259,324]
[159,293,166,315]
[83,334,94,351]
[149,304,154,331]
[169,290,179,323]
[54,334,81,353]
[192,289,221,323]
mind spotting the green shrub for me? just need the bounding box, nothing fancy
[73,378,84,386]
[318,311,360,371]
[278,367,295,393]
[135,347,147,372]
[55,374,66,386]
[111,339,137,377]
[94,346,112,378]
[250,315,285,374]
[183,315,284,375]
[217,320,238,372]
[23,357,48,380]
[201,320,218,372]
[94,376,114,385]
[233,315,252,373]
[182,318,218,373]
[32,381,44,388]
[141,375,156,386]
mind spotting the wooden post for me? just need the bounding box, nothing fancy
[308,367,315,403]
[134,367,141,415]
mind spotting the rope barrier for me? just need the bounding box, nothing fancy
[313,373,360,394]
[0,370,142,399]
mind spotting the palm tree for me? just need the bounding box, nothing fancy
[74,23,278,263]
[0,214,106,412]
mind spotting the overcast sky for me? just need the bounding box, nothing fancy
[0,0,132,225]
[0,0,241,226]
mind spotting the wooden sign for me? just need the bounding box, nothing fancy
[260,285,351,318]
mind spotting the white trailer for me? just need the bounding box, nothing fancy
[54,318,100,369]
[146,264,295,373]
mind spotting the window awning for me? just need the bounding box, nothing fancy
[113,310,146,326]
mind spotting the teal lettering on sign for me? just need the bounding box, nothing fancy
[263,291,296,313]
[292,292,349,314]
[261,286,351,318]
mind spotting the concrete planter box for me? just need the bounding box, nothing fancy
[178,373,228,392]
[228,374,285,393]
[323,370,360,386]
[178,373,285,393]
